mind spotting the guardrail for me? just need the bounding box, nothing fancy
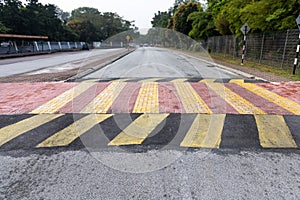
[0,41,87,55]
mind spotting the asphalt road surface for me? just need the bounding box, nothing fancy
[0,48,124,77]
[83,47,242,79]
[1,48,300,200]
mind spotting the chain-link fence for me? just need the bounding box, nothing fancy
[204,29,299,69]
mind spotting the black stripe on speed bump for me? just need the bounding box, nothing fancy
[156,78,177,82]
[244,79,268,83]
[70,114,142,149]
[97,78,119,82]
[126,78,146,82]
[0,114,33,129]
[0,114,85,150]
[220,114,262,149]
[214,79,231,83]
[142,114,190,148]
[185,78,203,82]
[284,115,300,147]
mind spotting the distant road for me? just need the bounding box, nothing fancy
[0,49,124,77]
[83,47,242,79]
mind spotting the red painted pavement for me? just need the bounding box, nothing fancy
[0,82,76,114]
[190,83,239,114]
[158,83,185,113]
[226,83,292,115]
[110,82,141,113]
[0,82,300,115]
[258,82,300,104]
[59,82,111,113]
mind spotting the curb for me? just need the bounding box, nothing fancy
[177,51,268,82]
[66,49,136,82]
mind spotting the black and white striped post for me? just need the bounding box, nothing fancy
[240,23,250,65]
[293,16,300,75]
[241,34,247,65]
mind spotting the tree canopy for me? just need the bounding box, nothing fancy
[0,0,136,42]
[152,0,300,41]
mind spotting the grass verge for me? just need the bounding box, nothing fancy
[210,53,300,81]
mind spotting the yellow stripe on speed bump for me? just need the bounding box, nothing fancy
[37,114,112,148]
[255,115,297,148]
[133,82,159,113]
[30,82,96,114]
[108,114,169,146]
[181,114,226,148]
[229,79,244,84]
[235,83,300,115]
[171,78,188,83]
[200,79,216,83]
[174,83,212,113]
[138,78,162,82]
[0,114,63,147]
[206,83,266,114]
[81,82,126,113]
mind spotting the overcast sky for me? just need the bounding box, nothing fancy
[34,0,177,29]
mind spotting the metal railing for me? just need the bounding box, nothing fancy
[0,41,86,55]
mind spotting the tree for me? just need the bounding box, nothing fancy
[240,0,300,32]
[56,7,70,24]
[69,7,135,41]
[172,2,202,35]
[0,0,25,34]
[213,0,300,35]
[171,0,200,15]
[0,21,10,33]
[151,11,171,28]
[67,19,97,42]
[0,0,79,40]
[188,10,219,40]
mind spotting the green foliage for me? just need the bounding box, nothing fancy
[188,9,220,40]
[214,0,300,35]
[151,11,170,28]
[172,2,202,35]
[0,0,76,40]
[240,0,299,32]
[0,0,135,41]
[69,7,135,42]
[153,0,299,41]
[0,21,10,33]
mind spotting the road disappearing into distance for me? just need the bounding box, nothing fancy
[83,47,241,80]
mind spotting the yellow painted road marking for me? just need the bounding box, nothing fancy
[37,114,112,148]
[171,78,188,83]
[255,115,297,148]
[206,83,265,114]
[81,82,126,113]
[138,78,162,82]
[0,114,63,146]
[229,79,244,84]
[174,82,212,113]
[30,82,95,114]
[181,114,226,148]
[235,83,300,115]
[133,82,159,113]
[108,114,169,146]
[200,79,216,83]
